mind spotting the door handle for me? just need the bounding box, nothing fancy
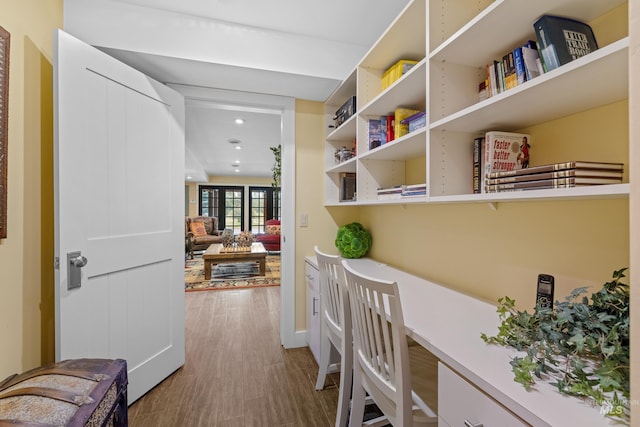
[67,251,88,290]
[71,255,88,268]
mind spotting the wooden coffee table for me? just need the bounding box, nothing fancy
[202,242,268,280]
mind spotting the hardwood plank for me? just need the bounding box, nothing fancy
[264,361,298,425]
[129,286,340,427]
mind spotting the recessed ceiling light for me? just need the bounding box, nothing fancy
[235,146,242,150]
[235,118,245,125]
[234,169,240,173]
[186,175,192,180]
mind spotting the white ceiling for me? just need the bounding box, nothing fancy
[63,0,411,180]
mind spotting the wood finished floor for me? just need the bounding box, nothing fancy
[128,287,341,426]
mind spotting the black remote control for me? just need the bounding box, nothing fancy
[536,274,555,309]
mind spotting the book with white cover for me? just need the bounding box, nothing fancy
[482,131,530,193]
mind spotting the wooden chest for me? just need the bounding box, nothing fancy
[0,358,128,426]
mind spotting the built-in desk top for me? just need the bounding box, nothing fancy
[340,258,617,426]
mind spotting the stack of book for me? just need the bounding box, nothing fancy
[377,185,403,200]
[482,40,542,100]
[401,183,427,198]
[473,131,531,194]
[479,15,599,100]
[377,183,427,200]
[485,161,623,192]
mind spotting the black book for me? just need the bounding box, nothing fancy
[339,173,356,202]
[472,137,485,194]
[534,15,598,72]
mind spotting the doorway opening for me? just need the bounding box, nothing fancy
[172,85,298,348]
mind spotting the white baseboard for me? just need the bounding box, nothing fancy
[283,330,308,349]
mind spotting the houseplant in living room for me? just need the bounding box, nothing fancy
[270,144,281,188]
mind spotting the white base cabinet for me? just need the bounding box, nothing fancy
[305,257,321,364]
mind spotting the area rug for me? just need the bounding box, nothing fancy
[185,255,280,292]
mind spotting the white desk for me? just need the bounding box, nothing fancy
[343,258,617,426]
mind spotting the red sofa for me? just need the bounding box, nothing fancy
[256,219,281,252]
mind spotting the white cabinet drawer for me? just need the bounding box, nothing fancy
[438,363,527,427]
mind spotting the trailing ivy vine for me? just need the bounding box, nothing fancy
[270,145,281,189]
[481,268,630,422]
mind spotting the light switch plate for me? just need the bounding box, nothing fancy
[300,213,308,227]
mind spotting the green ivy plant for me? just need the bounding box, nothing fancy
[481,268,630,421]
[270,145,281,189]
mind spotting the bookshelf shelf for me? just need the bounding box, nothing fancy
[326,157,357,174]
[430,183,629,205]
[429,0,626,67]
[359,0,426,71]
[359,127,426,161]
[430,38,628,133]
[359,59,427,119]
[326,114,356,142]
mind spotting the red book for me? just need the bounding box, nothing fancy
[386,115,394,142]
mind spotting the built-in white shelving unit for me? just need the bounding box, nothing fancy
[323,0,630,207]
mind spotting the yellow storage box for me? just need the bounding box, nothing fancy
[394,108,420,138]
[382,60,418,90]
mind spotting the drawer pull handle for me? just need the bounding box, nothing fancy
[464,421,483,427]
[312,297,318,316]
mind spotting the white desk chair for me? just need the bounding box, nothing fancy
[342,260,438,427]
[314,246,352,427]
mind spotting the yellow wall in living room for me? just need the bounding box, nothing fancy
[0,0,63,377]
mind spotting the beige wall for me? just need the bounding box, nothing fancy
[360,198,628,307]
[0,0,62,378]
[294,100,357,330]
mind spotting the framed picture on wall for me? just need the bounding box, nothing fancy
[0,25,9,239]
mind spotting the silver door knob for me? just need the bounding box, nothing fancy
[67,251,87,290]
[71,255,88,268]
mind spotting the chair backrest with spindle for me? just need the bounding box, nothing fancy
[342,259,413,426]
[314,246,350,348]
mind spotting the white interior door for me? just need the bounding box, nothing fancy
[54,30,185,404]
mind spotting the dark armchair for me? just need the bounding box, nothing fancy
[185,216,223,259]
